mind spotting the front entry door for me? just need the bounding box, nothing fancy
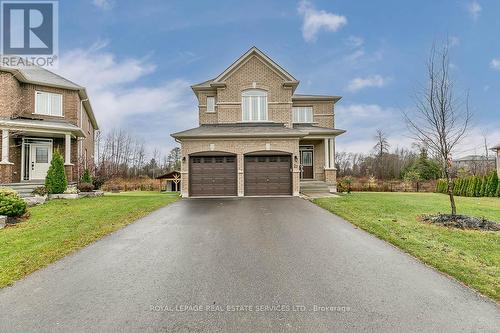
[30,143,52,180]
[300,150,313,179]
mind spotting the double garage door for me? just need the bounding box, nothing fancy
[189,155,291,197]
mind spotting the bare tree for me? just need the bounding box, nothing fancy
[373,129,390,178]
[373,129,390,157]
[404,41,471,215]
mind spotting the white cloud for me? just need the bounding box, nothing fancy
[344,36,364,49]
[55,42,196,154]
[297,0,347,42]
[93,0,114,10]
[346,75,390,92]
[490,58,500,70]
[334,104,412,153]
[468,1,482,20]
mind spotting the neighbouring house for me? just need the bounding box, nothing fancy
[171,47,345,197]
[157,171,181,192]
[453,155,496,176]
[0,65,98,189]
[491,144,500,176]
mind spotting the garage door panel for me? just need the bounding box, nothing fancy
[190,156,237,196]
[244,155,292,196]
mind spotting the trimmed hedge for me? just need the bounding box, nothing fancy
[0,187,27,217]
[436,171,500,197]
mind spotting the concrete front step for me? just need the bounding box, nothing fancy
[1,182,45,198]
[300,181,331,195]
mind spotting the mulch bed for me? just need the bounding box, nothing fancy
[421,214,500,231]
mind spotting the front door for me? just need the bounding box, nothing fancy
[300,149,313,179]
[30,143,52,180]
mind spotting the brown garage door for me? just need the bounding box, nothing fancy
[244,155,292,196]
[189,156,237,196]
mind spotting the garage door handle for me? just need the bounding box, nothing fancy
[266,178,269,182]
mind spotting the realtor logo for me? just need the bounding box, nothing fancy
[1,0,58,66]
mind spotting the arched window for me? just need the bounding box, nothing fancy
[242,89,267,121]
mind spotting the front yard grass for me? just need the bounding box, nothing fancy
[314,192,500,301]
[0,191,179,288]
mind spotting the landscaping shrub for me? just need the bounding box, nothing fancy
[436,172,500,197]
[45,151,67,194]
[81,168,93,184]
[78,182,95,192]
[64,185,78,194]
[0,187,27,217]
[31,186,48,196]
[486,171,498,197]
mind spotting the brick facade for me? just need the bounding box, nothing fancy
[180,48,341,196]
[0,70,96,184]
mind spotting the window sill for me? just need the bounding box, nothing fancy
[32,113,64,118]
[238,120,273,123]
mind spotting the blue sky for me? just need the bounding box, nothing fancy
[54,0,500,157]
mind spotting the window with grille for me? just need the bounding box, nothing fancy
[35,91,62,116]
[293,107,313,123]
[207,97,215,112]
[242,89,267,121]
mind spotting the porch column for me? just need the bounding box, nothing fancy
[0,129,13,164]
[329,138,335,169]
[324,138,329,168]
[64,134,73,165]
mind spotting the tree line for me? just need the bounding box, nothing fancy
[91,129,181,187]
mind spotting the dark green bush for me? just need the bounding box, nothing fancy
[486,171,498,197]
[81,168,93,184]
[0,188,27,217]
[45,151,67,194]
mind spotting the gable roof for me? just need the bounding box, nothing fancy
[292,94,342,102]
[0,65,99,130]
[454,155,496,162]
[156,170,180,179]
[192,47,299,91]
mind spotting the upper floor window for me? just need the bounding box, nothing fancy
[242,89,267,122]
[206,96,215,113]
[293,107,313,123]
[35,91,62,116]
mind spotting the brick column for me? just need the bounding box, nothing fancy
[64,165,74,183]
[0,129,14,184]
[0,164,13,183]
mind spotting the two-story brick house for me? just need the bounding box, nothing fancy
[0,65,98,186]
[172,47,345,197]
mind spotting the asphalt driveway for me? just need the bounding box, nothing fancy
[0,197,498,332]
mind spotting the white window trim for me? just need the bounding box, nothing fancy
[242,89,268,122]
[293,106,313,123]
[34,91,64,117]
[206,96,216,113]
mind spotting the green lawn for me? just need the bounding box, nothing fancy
[0,191,179,288]
[314,192,500,301]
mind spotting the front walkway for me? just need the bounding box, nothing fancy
[0,198,498,332]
